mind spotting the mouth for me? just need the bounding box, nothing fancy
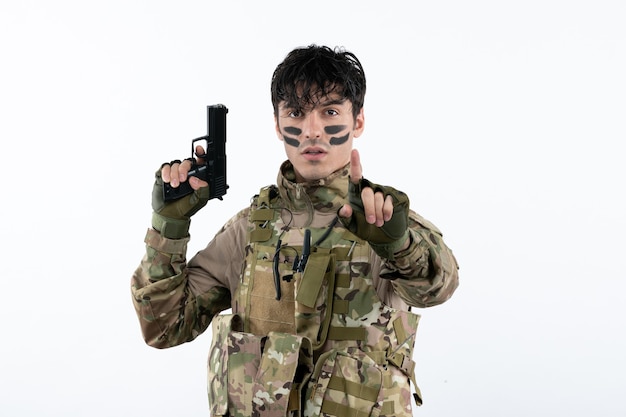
[301,146,327,161]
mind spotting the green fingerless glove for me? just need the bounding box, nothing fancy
[339,177,410,260]
[151,168,210,239]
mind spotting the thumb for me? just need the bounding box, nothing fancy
[339,204,353,218]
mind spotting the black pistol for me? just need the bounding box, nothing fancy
[163,104,229,201]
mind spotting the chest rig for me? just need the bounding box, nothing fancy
[208,185,422,417]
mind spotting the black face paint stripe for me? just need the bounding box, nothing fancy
[324,125,347,135]
[329,133,350,146]
[282,125,348,147]
[283,136,301,148]
[284,126,302,135]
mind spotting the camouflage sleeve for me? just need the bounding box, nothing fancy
[131,210,249,348]
[379,211,459,308]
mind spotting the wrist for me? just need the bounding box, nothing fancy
[397,232,411,252]
[369,229,410,261]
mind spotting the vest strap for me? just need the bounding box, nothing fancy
[320,400,394,417]
[257,186,274,206]
[393,317,408,345]
[388,351,422,406]
[333,299,349,314]
[249,208,274,221]
[335,273,351,288]
[327,375,379,402]
[388,352,415,377]
[249,187,277,243]
[328,326,366,341]
[381,401,395,415]
[250,228,272,242]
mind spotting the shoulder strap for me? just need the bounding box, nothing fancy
[249,185,279,242]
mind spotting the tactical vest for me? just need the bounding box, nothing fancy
[207,186,422,417]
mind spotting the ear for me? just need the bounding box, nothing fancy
[353,107,365,138]
[274,114,284,141]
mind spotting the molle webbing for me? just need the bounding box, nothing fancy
[249,186,276,242]
[322,369,404,415]
[236,186,424,412]
[249,207,274,242]
[297,250,335,350]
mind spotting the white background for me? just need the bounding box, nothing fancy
[1,1,624,416]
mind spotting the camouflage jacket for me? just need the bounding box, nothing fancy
[132,161,459,416]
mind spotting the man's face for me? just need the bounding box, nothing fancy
[275,93,365,182]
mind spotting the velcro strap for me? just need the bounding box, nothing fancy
[151,213,190,239]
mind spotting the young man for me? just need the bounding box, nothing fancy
[132,45,459,417]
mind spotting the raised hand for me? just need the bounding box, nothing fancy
[161,145,209,190]
[151,145,211,239]
[338,149,411,260]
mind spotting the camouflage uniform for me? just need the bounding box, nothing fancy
[132,161,459,416]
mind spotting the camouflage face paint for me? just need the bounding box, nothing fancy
[283,136,301,148]
[324,125,347,135]
[282,126,302,148]
[281,124,349,147]
[329,133,349,145]
[284,127,302,135]
[326,125,349,146]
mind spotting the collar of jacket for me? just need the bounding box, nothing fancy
[276,160,350,218]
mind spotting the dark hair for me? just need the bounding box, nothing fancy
[271,45,366,119]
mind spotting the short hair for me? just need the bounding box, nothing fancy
[271,45,366,119]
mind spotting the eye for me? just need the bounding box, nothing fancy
[288,109,302,118]
[325,109,338,116]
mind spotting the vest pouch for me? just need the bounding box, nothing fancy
[246,245,297,336]
[208,314,264,416]
[251,332,313,416]
[295,251,335,350]
[304,349,385,417]
[207,314,314,417]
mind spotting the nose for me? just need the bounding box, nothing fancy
[302,112,322,139]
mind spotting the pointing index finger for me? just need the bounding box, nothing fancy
[350,149,362,184]
[195,145,207,164]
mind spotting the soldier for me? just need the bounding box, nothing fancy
[132,44,459,417]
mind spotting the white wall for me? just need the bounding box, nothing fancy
[1,1,624,416]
